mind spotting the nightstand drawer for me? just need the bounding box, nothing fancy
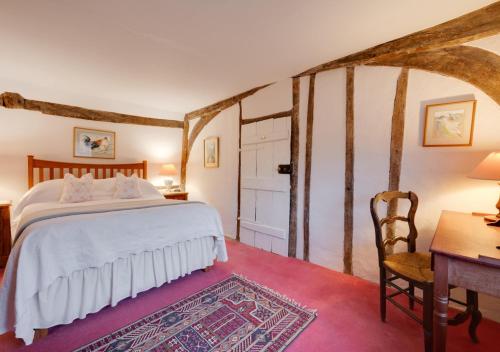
[163,192,188,201]
[0,202,12,268]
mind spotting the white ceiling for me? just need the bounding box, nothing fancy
[0,0,495,116]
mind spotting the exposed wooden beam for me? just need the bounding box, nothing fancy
[370,45,500,105]
[187,111,220,153]
[241,110,292,125]
[288,77,300,258]
[303,74,316,262]
[180,116,190,189]
[179,84,272,190]
[297,2,500,77]
[236,101,243,242]
[186,84,271,120]
[0,92,184,128]
[386,68,410,255]
[343,67,355,275]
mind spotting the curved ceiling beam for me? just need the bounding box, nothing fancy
[369,45,500,105]
[188,111,220,154]
[186,83,271,120]
[297,2,500,77]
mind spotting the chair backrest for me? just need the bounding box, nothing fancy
[370,191,418,266]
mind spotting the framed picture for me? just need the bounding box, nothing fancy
[423,100,476,147]
[204,137,219,168]
[73,127,116,159]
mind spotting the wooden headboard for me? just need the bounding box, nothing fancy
[27,155,148,189]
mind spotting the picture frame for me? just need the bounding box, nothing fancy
[422,100,476,147]
[204,136,219,168]
[73,127,116,159]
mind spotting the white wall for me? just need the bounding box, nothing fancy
[0,80,184,206]
[186,105,240,237]
[201,47,500,319]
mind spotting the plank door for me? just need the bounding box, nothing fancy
[239,117,290,256]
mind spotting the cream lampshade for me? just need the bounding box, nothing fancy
[468,152,500,222]
[159,164,177,189]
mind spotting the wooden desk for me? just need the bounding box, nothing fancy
[430,211,500,352]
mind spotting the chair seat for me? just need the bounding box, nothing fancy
[384,252,433,283]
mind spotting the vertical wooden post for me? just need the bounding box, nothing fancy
[236,101,243,241]
[180,116,189,190]
[142,160,148,179]
[28,155,34,189]
[344,66,355,275]
[288,77,300,258]
[386,68,409,253]
[303,74,316,262]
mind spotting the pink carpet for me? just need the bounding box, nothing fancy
[0,239,498,352]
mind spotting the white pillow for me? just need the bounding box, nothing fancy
[60,173,94,203]
[92,178,116,200]
[13,179,64,218]
[114,173,142,199]
[137,178,163,199]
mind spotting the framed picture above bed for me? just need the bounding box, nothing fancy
[74,127,116,159]
[422,100,476,147]
[204,136,219,168]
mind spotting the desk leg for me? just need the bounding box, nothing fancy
[433,254,449,352]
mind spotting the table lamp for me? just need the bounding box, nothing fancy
[159,164,177,190]
[468,152,500,222]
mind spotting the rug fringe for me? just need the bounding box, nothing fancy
[232,273,318,316]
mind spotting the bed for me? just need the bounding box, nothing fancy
[0,156,228,345]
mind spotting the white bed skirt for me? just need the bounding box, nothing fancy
[18,236,217,344]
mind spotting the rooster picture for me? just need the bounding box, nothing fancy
[82,135,110,152]
[75,128,115,159]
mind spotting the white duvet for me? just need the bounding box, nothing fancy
[0,198,228,344]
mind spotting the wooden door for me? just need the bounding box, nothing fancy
[239,117,290,256]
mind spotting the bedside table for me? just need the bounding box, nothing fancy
[163,192,188,201]
[0,201,12,268]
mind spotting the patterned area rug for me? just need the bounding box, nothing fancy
[75,274,316,352]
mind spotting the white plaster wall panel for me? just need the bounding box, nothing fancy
[401,70,500,254]
[242,79,292,119]
[0,108,182,206]
[308,69,346,271]
[186,104,239,237]
[467,34,500,54]
[401,70,500,320]
[352,66,401,280]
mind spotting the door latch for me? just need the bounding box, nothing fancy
[277,164,291,174]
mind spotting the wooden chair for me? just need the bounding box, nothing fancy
[370,191,481,352]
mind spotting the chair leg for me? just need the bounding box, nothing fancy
[423,286,433,352]
[409,282,415,310]
[380,269,387,322]
[466,290,481,344]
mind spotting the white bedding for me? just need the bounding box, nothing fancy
[0,198,228,344]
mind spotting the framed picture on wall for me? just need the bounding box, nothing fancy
[204,136,219,168]
[74,127,116,159]
[423,100,476,147]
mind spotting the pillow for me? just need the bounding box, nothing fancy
[92,178,116,200]
[137,178,163,199]
[13,179,64,218]
[114,172,142,199]
[92,177,162,200]
[60,173,94,203]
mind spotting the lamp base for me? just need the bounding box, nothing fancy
[163,178,174,190]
